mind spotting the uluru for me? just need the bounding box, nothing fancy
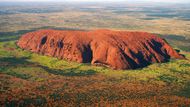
[17,29,184,70]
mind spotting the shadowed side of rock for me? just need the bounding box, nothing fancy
[17,29,184,70]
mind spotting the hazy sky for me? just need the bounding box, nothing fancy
[0,0,189,3]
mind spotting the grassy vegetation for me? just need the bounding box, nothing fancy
[0,36,190,106]
[0,2,190,106]
[1,2,190,52]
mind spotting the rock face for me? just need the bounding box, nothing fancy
[17,29,184,69]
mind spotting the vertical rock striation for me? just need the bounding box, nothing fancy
[17,29,184,69]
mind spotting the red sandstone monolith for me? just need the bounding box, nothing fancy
[17,29,184,69]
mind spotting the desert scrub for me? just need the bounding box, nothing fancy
[0,40,190,106]
[1,40,190,84]
[0,67,31,80]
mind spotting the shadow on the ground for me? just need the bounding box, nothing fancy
[1,27,189,52]
[0,26,85,42]
[0,57,31,66]
[0,56,96,77]
[177,82,190,98]
[157,34,190,52]
[0,57,34,79]
[41,66,96,76]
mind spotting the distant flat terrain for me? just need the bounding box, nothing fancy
[0,2,190,51]
[0,2,190,106]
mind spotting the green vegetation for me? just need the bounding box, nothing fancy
[0,2,190,51]
[0,36,190,106]
[0,2,190,106]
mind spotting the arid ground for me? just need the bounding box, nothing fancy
[0,1,190,106]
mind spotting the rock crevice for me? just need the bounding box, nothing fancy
[17,29,184,70]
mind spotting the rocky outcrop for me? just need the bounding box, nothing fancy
[17,29,184,69]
